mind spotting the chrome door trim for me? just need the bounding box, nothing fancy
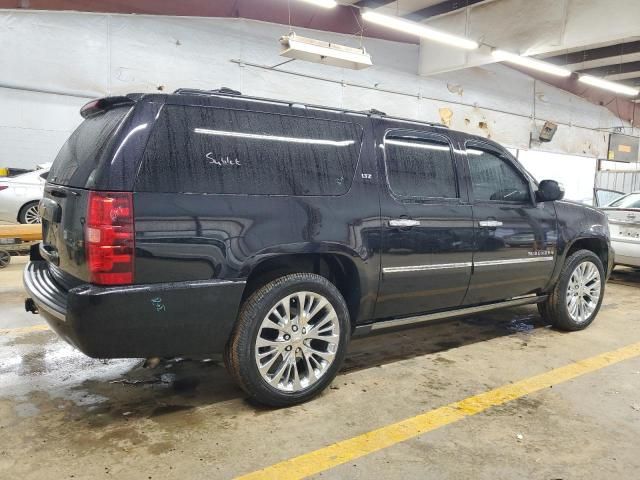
[474,256,554,267]
[383,262,472,274]
[478,220,503,227]
[383,256,553,274]
[361,294,546,333]
[388,218,421,227]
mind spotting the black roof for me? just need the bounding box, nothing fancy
[162,87,450,130]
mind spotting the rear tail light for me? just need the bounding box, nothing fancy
[0,186,8,191]
[86,191,134,285]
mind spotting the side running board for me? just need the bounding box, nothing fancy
[354,295,547,336]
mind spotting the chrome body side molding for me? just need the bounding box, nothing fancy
[383,262,472,274]
[383,256,554,274]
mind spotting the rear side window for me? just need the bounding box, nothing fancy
[135,106,363,195]
[384,133,458,199]
[467,145,530,202]
[48,107,131,187]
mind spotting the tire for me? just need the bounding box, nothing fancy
[0,250,10,268]
[225,273,350,407]
[18,201,41,224]
[538,249,605,331]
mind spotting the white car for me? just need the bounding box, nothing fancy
[0,164,51,224]
[601,191,640,267]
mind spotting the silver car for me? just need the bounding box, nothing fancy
[601,191,640,267]
[0,164,50,224]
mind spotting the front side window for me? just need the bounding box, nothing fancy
[384,133,458,199]
[467,145,530,202]
[136,106,363,196]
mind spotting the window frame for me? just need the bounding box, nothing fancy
[382,128,461,203]
[135,104,365,197]
[464,140,535,205]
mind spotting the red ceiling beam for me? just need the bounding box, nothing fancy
[0,0,418,44]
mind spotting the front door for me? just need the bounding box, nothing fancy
[462,141,557,305]
[375,125,474,319]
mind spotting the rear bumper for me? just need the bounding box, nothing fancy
[23,260,245,358]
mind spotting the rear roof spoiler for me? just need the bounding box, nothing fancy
[80,96,136,119]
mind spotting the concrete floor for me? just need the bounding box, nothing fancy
[1,256,639,479]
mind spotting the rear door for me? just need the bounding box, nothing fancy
[601,193,640,265]
[374,122,474,319]
[40,106,133,282]
[462,140,557,304]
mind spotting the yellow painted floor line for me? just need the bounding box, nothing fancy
[0,324,49,336]
[236,340,640,480]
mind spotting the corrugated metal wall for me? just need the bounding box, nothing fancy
[0,10,637,169]
[596,170,640,193]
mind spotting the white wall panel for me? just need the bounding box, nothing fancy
[0,10,635,171]
[0,12,108,96]
[0,87,84,167]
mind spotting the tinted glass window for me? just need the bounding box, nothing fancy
[135,106,363,195]
[609,192,640,208]
[596,190,624,207]
[48,107,131,187]
[384,134,458,199]
[467,146,530,202]
[39,171,49,180]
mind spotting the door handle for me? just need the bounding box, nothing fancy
[389,218,420,228]
[478,220,503,228]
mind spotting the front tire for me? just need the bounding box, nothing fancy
[225,273,350,407]
[18,201,40,224]
[539,249,605,331]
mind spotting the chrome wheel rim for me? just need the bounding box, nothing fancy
[24,205,40,224]
[254,291,340,393]
[566,261,601,323]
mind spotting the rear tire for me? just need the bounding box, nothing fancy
[18,201,40,224]
[225,273,350,407]
[538,249,605,331]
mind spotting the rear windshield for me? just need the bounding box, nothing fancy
[135,105,363,196]
[48,107,131,187]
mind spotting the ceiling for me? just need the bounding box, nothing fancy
[344,0,486,21]
[543,40,640,91]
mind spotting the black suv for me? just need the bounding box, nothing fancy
[24,89,612,406]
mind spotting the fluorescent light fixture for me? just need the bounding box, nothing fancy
[361,10,478,50]
[492,49,571,77]
[578,75,639,97]
[280,33,373,70]
[194,128,355,146]
[297,0,337,8]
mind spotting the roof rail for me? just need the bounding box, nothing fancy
[174,87,242,96]
[362,108,387,116]
[168,88,449,129]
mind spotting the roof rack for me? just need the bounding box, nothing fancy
[169,87,448,129]
[361,108,387,116]
[174,87,242,96]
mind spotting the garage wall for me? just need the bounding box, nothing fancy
[0,9,637,169]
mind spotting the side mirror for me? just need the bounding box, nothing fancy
[536,179,565,202]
